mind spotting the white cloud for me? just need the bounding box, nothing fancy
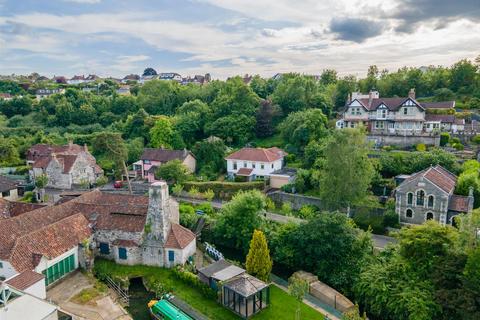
[63,0,102,4]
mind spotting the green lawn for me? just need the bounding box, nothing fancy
[93,259,323,320]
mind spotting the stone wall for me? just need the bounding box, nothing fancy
[367,134,440,147]
[268,191,324,210]
[45,160,71,189]
[71,153,97,185]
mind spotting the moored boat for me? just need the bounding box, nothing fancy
[148,299,193,320]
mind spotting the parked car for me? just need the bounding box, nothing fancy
[113,180,123,188]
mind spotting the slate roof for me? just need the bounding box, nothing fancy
[224,274,268,297]
[400,165,457,194]
[0,175,17,193]
[141,148,194,162]
[448,195,470,212]
[421,101,456,109]
[164,223,195,249]
[225,147,286,162]
[350,97,455,112]
[425,114,455,123]
[5,270,45,290]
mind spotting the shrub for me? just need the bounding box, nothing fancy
[95,175,108,187]
[472,135,480,144]
[172,268,217,299]
[452,143,464,151]
[195,202,214,215]
[203,189,214,201]
[298,205,317,219]
[172,183,184,196]
[416,143,426,152]
[281,183,295,193]
[179,203,197,229]
[440,132,450,146]
[352,209,385,234]
[188,186,201,198]
[281,202,293,216]
[383,211,400,229]
[183,181,264,200]
[265,197,275,211]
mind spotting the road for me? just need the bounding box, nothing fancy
[174,196,396,249]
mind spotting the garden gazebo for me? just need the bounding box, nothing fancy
[222,274,270,319]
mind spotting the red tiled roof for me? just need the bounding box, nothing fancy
[236,168,254,176]
[0,199,45,219]
[8,213,91,272]
[425,114,455,123]
[140,148,194,162]
[448,195,470,212]
[225,147,286,162]
[164,223,195,249]
[403,165,457,194]
[6,270,45,290]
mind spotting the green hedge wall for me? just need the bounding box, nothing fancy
[183,181,264,200]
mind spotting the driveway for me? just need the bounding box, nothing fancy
[47,271,132,320]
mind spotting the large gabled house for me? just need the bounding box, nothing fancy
[27,142,103,189]
[395,165,474,226]
[0,182,196,293]
[338,89,459,136]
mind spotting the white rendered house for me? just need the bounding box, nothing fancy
[225,147,286,180]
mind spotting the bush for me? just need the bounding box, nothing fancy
[281,202,293,216]
[280,183,295,193]
[416,143,426,152]
[183,181,264,200]
[472,135,480,144]
[383,211,400,229]
[179,203,197,229]
[353,210,385,234]
[298,205,317,219]
[452,143,464,151]
[172,183,184,196]
[172,268,217,299]
[440,132,450,146]
[265,197,275,211]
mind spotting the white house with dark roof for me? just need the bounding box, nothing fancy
[395,165,474,226]
[338,89,460,135]
[225,147,286,180]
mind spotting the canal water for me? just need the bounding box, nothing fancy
[126,277,155,320]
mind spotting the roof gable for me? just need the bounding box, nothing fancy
[225,147,286,162]
[397,165,457,194]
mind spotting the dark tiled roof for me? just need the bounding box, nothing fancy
[425,114,455,123]
[225,147,286,162]
[270,167,297,176]
[6,270,45,290]
[421,101,455,109]
[141,148,194,162]
[356,97,422,111]
[224,274,268,297]
[0,175,17,193]
[449,195,470,212]
[164,223,195,249]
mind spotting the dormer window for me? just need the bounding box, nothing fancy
[377,108,387,119]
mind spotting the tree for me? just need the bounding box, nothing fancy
[450,59,478,93]
[255,99,281,138]
[333,76,356,110]
[193,137,227,178]
[250,75,269,99]
[320,69,337,86]
[214,190,265,253]
[434,88,455,101]
[279,109,328,154]
[175,99,211,146]
[319,129,374,209]
[142,67,157,76]
[154,159,190,185]
[273,213,372,294]
[138,80,180,115]
[0,97,33,118]
[0,138,21,166]
[205,114,255,146]
[246,230,272,282]
[149,116,175,149]
[288,275,309,320]
[92,132,132,194]
[35,174,49,202]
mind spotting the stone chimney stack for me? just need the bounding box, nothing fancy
[408,88,416,99]
[145,181,171,243]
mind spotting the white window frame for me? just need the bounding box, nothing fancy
[405,208,414,218]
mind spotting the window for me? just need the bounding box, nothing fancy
[271,163,274,169]
[0,262,3,268]
[1,190,10,197]
[356,108,361,115]
[99,242,110,254]
[144,160,151,164]
[252,163,255,169]
[416,190,425,206]
[407,192,413,205]
[426,212,434,220]
[428,195,434,208]
[403,107,408,115]
[233,162,237,170]
[375,121,384,129]
[377,109,387,119]
[168,250,175,262]
[243,162,247,168]
[260,164,264,170]
[118,247,127,260]
[351,108,355,115]
[406,209,413,218]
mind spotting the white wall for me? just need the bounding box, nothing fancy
[164,238,196,268]
[34,246,78,274]
[24,278,46,299]
[0,260,18,280]
[226,158,283,177]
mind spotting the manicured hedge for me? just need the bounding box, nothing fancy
[183,181,264,200]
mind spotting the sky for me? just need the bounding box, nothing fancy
[0,0,479,79]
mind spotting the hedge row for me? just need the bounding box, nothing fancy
[183,181,264,200]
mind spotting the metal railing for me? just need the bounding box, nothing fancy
[104,275,129,306]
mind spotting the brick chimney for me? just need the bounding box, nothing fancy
[408,88,416,99]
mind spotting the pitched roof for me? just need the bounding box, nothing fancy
[141,148,194,162]
[164,223,195,249]
[448,195,470,212]
[0,175,17,193]
[198,260,245,281]
[8,213,91,272]
[425,114,456,123]
[356,97,423,111]
[5,270,45,291]
[0,199,45,219]
[401,165,457,194]
[236,168,254,176]
[225,147,286,162]
[224,274,268,297]
[421,101,455,109]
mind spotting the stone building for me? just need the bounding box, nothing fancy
[27,142,103,189]
[0,181,195,296]
[395,165,474,225]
